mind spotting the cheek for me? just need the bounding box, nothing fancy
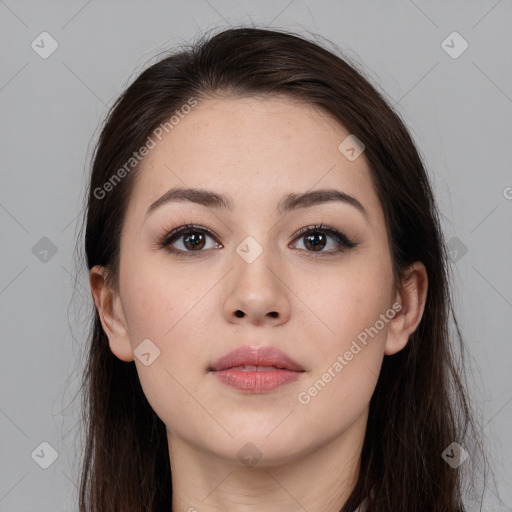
[290,259,392,427]
[294,254,394,351]
[119,258,218,396]
[295,281,388,423]
[120,266,215,427]
[120,256,211,343]
[294,357,379,440]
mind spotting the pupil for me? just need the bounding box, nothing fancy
[184,232,205,250]
[306,233,325,251]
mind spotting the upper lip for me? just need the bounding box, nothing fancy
[209,346,305,372]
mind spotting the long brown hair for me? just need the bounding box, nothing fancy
[75,26,487,511]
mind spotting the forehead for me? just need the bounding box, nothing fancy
[126,95,384,226]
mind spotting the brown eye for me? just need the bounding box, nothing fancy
[291,224,358,254]
[302,231,327,251]
[160,225,222,255]
[181,231,206,251]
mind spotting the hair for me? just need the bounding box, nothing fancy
[75,26,487,512]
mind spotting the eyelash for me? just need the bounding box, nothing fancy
[158,223,359,257]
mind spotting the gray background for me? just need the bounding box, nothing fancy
[1,1,511,510]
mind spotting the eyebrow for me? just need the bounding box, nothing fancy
[145,186,369,221]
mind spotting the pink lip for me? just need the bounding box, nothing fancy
[209,346,305,393]
[209,346,304,372]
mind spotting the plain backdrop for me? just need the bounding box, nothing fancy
[1,1,511,510]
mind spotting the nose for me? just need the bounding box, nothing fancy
[222,245,291,326]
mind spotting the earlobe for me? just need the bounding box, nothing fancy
[384,262,428,356]
[89,265,134,362]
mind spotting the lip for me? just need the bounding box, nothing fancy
[208,346,305,393]
[209,346,305,372]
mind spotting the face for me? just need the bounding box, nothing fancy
[96,95,414,467]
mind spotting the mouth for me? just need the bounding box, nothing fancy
[227,364,291,371]
[208,346,305,392]
[208,345,305,372]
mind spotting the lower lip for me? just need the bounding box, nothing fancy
[211,368,303,392]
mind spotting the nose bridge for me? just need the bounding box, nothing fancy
[233,232,281,289]
[222,230,290,324]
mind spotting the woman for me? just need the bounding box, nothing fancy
[78,26,484,511]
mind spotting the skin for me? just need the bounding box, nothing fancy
[90,95,428,512]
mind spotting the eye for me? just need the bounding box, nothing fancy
[159,222,358,256]
[159,224,222,255]
[290,223,358,254]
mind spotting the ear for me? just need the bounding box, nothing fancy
[89,265,134,362]
[384,262,428,356]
